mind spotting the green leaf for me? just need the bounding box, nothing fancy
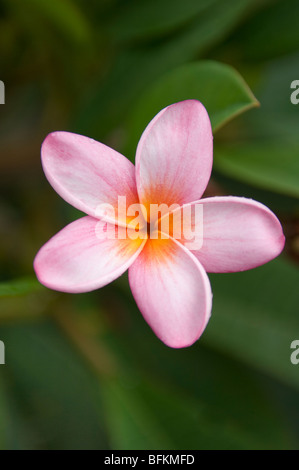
[231,0,299,61]
[0,321,107,449]
[102,379,172,449]
[101,338,293,449]
[213,51,299,198]
[214,142,299,198]
[123,61,258,157]
[0,277,43,298]
[74,0,253,139]
[99,278,296,449]
[0,378,9,450]
[9,0,91,45]
[0,374,36,450]
[213,170,299,214]
[105,0,219,42]
[203,258,299,390]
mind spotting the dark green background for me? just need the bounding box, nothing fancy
[0,0,299,449]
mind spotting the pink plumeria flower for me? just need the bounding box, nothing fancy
[34,100,285,348]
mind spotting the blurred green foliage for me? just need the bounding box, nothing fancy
[0,0,299,450]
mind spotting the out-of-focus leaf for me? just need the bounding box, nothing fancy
[9,0,91,45]
[105,0,218,42]
[0,321,107,449]
[74,0,253,139]
[0,277,43,298]
[102,379,172,449]
[0,374,36,449]
[124,61,258,157]
[232,0,299,61]
[0,286,53,323]
[203,258,299,390]
[258,51,299,117]
[214,143,299,198]
[214,51,299,198]
[101,333,293,449]
[237,52,299,143]
[212,170,299,214]
[0,377,9,450]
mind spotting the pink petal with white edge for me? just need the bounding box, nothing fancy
[41,132,139,226]
[135,100,213,218]
[34,216,146,293]
[128,237,212,348]
[174,196,285,273]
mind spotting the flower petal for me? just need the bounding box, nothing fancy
[41,131,139,226]
[128,237,212,348]
[34,216,146,293]
[173,196,285,272]
[135,100,213,219]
